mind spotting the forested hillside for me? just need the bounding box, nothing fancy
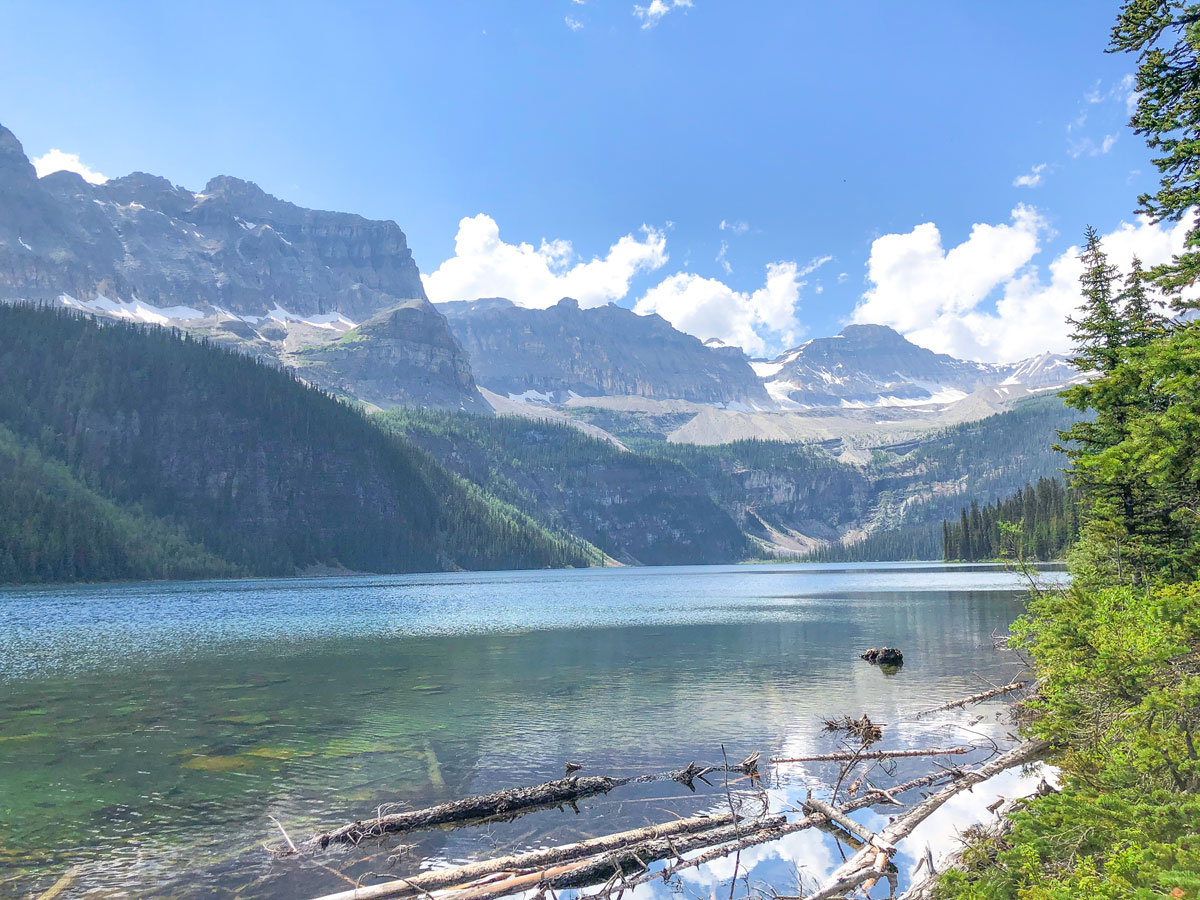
[374,408,749,565]
[0,305,597,583]
[941,477,1079,562]
[644,395,1079,559]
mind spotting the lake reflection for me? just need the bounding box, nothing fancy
[0,563,1050,899]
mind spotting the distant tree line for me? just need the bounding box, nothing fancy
[942,477,1079,562]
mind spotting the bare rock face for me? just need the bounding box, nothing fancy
[291,303,489,412]
[758,325,1080,410]
[438,296,773,407]
[0,122,484,412]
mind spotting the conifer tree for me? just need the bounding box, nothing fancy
[1110,2,1200,304]
[1120,255,1166,346]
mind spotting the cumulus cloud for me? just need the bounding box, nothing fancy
[852,206,1191,363]
[1070,133,1118,158]
[1013,163,1047,188]
[422,214,668,309]
[633,0,692,29]
[31,149,108,184]
[635,256,829,355]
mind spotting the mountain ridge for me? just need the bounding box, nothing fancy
[0,122,485,412]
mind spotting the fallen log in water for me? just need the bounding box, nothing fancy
[304,810,742,900]
[303,758,1009,900]
[309,755,764,848]
[898,793,1025,900]
[914,681,1030,719]
[310,775,622,848]
[426,815,787,900]
[595,769,959,897]
[770,746,971,764]
[805,739,1051,900]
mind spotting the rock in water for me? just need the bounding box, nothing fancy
[861,647,904,665]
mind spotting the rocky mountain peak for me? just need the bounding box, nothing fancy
[836,323,908,346]
[439,298,772,406]
[202,174,268,202]
[0,122,477,412]
[0,123,37,183]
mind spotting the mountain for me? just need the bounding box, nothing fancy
[375,408,749,565]
[751,323,1076,409]
[0,122,485,412]
[0,304,596,583]
[642,392,1079,556]
[438,297,772,407]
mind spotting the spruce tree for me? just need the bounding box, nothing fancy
[1111,2,1200,304]
[1120,255,1166,346]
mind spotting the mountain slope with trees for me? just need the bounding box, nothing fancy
[0,304,597,583]
[374,408,750,565]
[941,477,1079,562]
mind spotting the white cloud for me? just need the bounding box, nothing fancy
[716,240,732,274]
[852,207,1191,363]
[633,0,692,29]
[1119,73,1138,114]
[565,15,583,30]
[1069,133,1119,158]
[31,149,108,184]
[1013,163,1048,188]
[635,256,829,355]
[423,214,668,309]
[720,218,749,235]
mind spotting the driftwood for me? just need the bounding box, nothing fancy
[898,794,1024,900]
[311,755,764,848]
[431,815,786,899]
[302,753,1028,900]
[802,799,895,854]
[315,816,787,900]
[914,681,1030,719]
[805,739,1051,900]
[770,746,971,764]
[900,776,1057,899]
[311,776,621,847]
[304,810,741,900]
[596,770,959,897]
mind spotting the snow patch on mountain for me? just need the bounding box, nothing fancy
[60,293,205,326]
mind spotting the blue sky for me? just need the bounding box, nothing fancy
[0,1,1178,361]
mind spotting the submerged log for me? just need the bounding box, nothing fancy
[311,775,621,848]
[304,810,741,900]
[914,680,1031,719]
[770,746,971,764]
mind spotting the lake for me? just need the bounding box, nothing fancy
[0,562,1053,899]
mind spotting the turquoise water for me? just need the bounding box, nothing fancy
[0,563,1047,899]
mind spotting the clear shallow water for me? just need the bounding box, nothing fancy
[0,562,1049,899]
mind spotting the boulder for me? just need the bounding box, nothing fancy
[861,647,904,665]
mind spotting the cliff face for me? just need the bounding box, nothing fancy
[0,123,483,412]
[292,303,489,412]
[439,297,773,407]
[758,324,1001,408]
